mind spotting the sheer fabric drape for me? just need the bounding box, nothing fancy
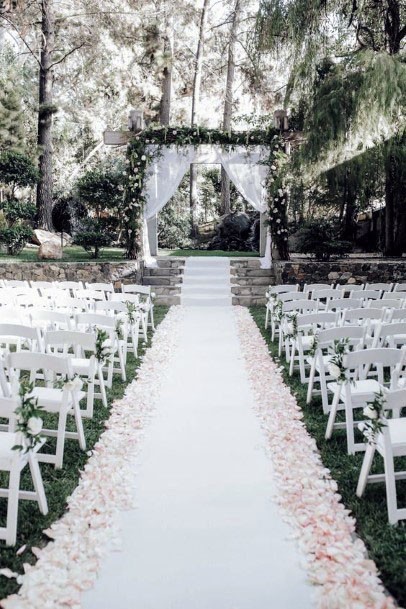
[142,145,271,268]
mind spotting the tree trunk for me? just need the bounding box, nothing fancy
[159,20,173,126]
[36,0,54,231]
[190,0,210,237]
[384,154,396,255]
[221,0,241,215]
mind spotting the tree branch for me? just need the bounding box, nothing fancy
[49,42,87,68]
[0,14,41,67]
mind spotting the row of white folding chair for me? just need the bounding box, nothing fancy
[325,347,406,454]
[290,315,406,394]
[0,323,112,415]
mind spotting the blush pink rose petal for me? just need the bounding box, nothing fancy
[233,306,400,609]
[0,306,184,609]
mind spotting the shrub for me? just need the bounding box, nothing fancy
[0,151,39,190]
[1,199,36,226]
[72,219,115,259]
[0,225,33,255]
[52,196,87,234]
[295,219,352,261]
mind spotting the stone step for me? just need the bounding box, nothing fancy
[143,267,184,277]
[231,285,268,297]
[232,277,272,287]
[143,276,183,286]
[154,295,181,306]
[181,295,232,307]
[230,268,275,278]
[182,274,228,285]
[232,296,267,306]
[154,258,185,269]
[182,285,231,296]
[151,286,181,296]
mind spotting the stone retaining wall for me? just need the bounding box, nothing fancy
[273,259,406,286]
[0,261,141,286]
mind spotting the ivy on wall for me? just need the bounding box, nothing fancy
[123,124,287,260]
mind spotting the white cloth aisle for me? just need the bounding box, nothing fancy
[82,306,314,608]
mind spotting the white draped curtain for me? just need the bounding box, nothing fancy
[142,145,271,268]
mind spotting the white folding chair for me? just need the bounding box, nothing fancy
[311,288,339,310]
[303,283,333,295]
[351,289,382,304]
[53,296,89,315]
[112,293,147,342]
[326,298,363,315]
[279,300,319,358]
[372,322,406,349]
[121,284,155,332]
[54,281,84,296]
[357,388,406,524]
[95,300,141,358]
[264,284,299,330]
[0,395,48,545]
[365,282,394,292]
[30,310,73,332]
[85,282,115,300]
[75,313,126,385]
[306,325,366,412]
[339,284,365,297]
[0,324,43,354]
[390,309,406,323]
[325,348,406,454]
[44,330,107,417]
[393,283,406,293]
[383,292,405,301]
[4,280,29,288]
[287,311,338,382]
[7,352,86,469]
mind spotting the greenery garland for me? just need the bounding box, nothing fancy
[264,139,290,259]
[124,124,283,260]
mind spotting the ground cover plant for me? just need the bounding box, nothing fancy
[0,306,169,598]
[250,306,406,607]
[0,246,126,263]
[168,249,259,257]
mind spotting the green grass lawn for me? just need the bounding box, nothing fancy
[249,306,406,607]
[0,246,126,263]
[167,249,259,257]
[0,306,169,598]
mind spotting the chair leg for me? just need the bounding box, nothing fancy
[356,443,375,497]
[28,453,48,515]
[265,306,269,329]
[150,307,155,332]
[98,365,108,408]
[55,408,68,469]
[306,362,316,404]
[345,401,356,455]
[117,342,126,382]
[6,465,20,546]
[141,315,148,342]
[325,389,340,439]
[289,342,295,376]
[86,375,94,418]
[72,401,86,451]
[384,453,399,525]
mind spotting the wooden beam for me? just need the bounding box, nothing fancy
[103,131,132,146]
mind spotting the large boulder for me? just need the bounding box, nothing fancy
[37,240,63,260]
[33,229,71,247]
[208,212,255,251]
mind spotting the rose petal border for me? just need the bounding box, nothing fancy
[234,306,400,609]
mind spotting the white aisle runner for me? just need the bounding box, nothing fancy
[82,259,314,609]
